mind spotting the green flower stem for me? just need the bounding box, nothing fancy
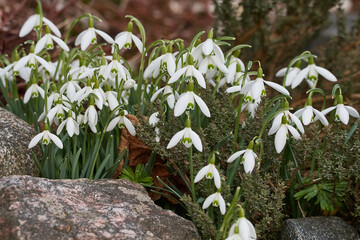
[216,187,241,240]
[189,146,196,203]
[232,95,244,152]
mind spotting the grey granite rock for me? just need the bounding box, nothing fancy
[0,175,201,240]
[281,216,359,240]
[0,107,41,177]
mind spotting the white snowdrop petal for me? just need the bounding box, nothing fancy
[19,15,38,37]
[168,67,187,84]
[302,107,313,125]
[189,129,203,152]
[66,119,75,137]
[313,108,329,126]
[321,106,337,116]
[174,93,191,117]
[35,55,55,73]
[287,125,301,140]
[226,86,242,94]
[95,29,114,44]
[56,120,67,135]
[202,193,216,209]
[49,132,63,149]
[194,166,209,183]
[14,55,31,71]
[315,66,337,82]
[275,125,287,153]
[337,104,349,125]
[124,117,136,136]
[80,29,93,51]
[275,67,288,77]
[106,116,121,132]
[28,132,44,149]
[150,87,164,103]
[51,35,70,52]
[43,17,61,38]
[344,106,360,118]
[238,218,251,240]
[194,94,210,117]
[167,129,186,149]
[264,80,290,96]
[291,66,309,89]
[218,194,226,215]
[131,34,143,53]
[192,67,206,89]
[227,150,246,163]
[213,168,221,189]
[34,35,48,54]
[202,39,214,56]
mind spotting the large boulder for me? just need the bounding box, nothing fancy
[281,216,359,240]
[0,107,40,177]
[0,175,200,240]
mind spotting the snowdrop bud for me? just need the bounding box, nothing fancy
[45,25,51,34]
[51,83,57,92]
[180,41,185,50]
[67,110,73,118]
[123,79,135,89]
[283,100,289,109]
[209,154,216,164]
[14,51,19,61]
[248,140,254,150]
[281,114,288,124]
[89,96,95,105]
[236,63,241,73]
[239,205,245,218]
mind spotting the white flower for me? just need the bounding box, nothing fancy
[294,105,329,126]
[226,218,257,240]
[46,102,70,124]
[240,68,289,102]
[174,91,210,117]
[106,110,136,136]
[227,142,257,174]
[226,56,245,84]
[103,56,128,81]
[198,54,228,75]
[202,191,226,215]
[144,52,176,78]
[56,112,79,137]
[192,31,225,65]
[24,83,45,103]
[269,109,305,135]
[276,66,301,87]
[268,115,301,153]
[104,89,119,111]
[291,61,337,89]
[84,104,98,133]
[14,46,55,73]
[150,85,178,109]
[28,129,63,149]
[60,78,81,102]
[149,112,160,143]
[167,119,202,152]
[114,30,143,53]
[194,162,221,189]
[168,56,206,89]
[19,13,61,38]
[75,18,114,51]
[320,103,359,125]
[34,28,69,54]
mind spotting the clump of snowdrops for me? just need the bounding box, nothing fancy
[0,1,359,239]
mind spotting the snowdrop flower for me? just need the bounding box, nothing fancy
[103,52,128,81]
[226,54,245,84]
[14,45,55,73]
[294,98,329,126]
[0,64,14,85]
[150,85,178,109]
[46,101,70,124]
[275,60,302,87]
[114,22,143,53]
[194,154,221,189]
[149,112,160,142]
[56,111,79,137]
[19,10,61,37]
[198,55,228,75]
[60,76,81,102]
[144,45,176,78]
[174,80,210,117]
[24,82,45,103]
[192,29,225,65]
[35,26,69,54]
[241,67,289,102]
[241,98,261,118]
[202,189,226,215]
[269,102,305,135]
[227,141,257,174]
[104,85,119,111]
[319,95,359,125]
[268,114,301,153]
[291,57,337,89]
[168,55,206,89]
[167,118,202,152]
[75,17,114,51]
[106,109,136,136]
[226,208,256,240]
[84,99,98,133]
[28,124,63,149]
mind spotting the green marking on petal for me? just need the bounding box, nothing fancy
[213,200,219,207]
[206,172,213,179]
[186,102,194,110]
